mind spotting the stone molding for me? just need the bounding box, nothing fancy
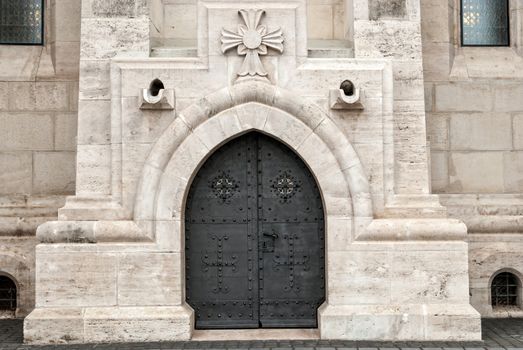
[463,216,523,234]
[36,220,152,244]
[133,80,372,243]
[359,218,467,241]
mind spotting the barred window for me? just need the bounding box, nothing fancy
[461,0,509,46]
[0,0,44,45]
[0,275,16,311]
[491,272,519,307]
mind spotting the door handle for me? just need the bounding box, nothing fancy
[263,232,279,240]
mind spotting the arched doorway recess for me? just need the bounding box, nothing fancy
[185,132,325,329]
[0,275,17,314]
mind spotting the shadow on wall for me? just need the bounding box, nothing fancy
[0,274,17,319]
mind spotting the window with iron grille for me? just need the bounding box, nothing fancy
[0,0,44,45]
[461,0,509,46]
[491,272,520,307]
[0,275,17,311]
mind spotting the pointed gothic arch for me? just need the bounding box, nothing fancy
[134,81,372,228]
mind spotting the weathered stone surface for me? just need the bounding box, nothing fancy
[515,114,523,150]
[430,151,448,193]
[307,5,334,39]
[390,249,469,304]
[81,18,149,59]
[450,113,512,151]
[449,152,504,193]
[369,0,407,20]
[83,306,192,343]
[0,113,54,151]
[503,152,523,192]
[122,97,175,143]
[426,113,448,150]
[89,0,149,18]
[55,113,78,151]
[52,42,81,79]
[78,60,111,100]
[420,1,451,43]
[24,308,85,344]
[319,303,480,341]
[0,82,7,110]
[494,83,523,112]
[0,152,32,195]
[35,250,118,307]
[164,3,197,40]
[117,253,181,306]
[393,61,425,101]
[354,20,422,60]
[76,145,112,195]
[33,152,76,195]
[8,82,70,112]
[435,83,493,112]
[0,46,42,81]
[54,0,82,42]
[77,100,111,145]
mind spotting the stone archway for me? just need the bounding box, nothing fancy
[132,80,372,337]
[134,80,372,226]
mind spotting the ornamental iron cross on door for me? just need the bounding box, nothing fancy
[201,234,239,294]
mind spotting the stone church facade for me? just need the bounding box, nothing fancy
[0,0,521,344]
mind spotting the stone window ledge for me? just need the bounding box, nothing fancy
[449,47,523,80]
[490,306,523,318]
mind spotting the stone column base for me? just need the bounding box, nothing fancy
[24,305,194,344]
[318,303,481,341]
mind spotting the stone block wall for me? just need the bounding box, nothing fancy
[421,0,523,317]
[427,80,523,194]
[422,0,523,194]
[0,0,81,317]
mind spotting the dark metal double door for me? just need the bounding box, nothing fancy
[185,132,325,329]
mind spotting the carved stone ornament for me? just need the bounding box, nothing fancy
[221,9,284,78]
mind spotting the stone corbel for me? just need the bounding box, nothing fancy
[329,80,364,110]
[139,78,175,110]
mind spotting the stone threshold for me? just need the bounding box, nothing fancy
[191,328,320,341]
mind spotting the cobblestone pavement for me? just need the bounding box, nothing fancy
[0,319,522,350]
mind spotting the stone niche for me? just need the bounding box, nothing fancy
[148,0,355,57]
[25,0,481,344]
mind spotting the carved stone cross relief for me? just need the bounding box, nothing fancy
[221,9,284,78]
